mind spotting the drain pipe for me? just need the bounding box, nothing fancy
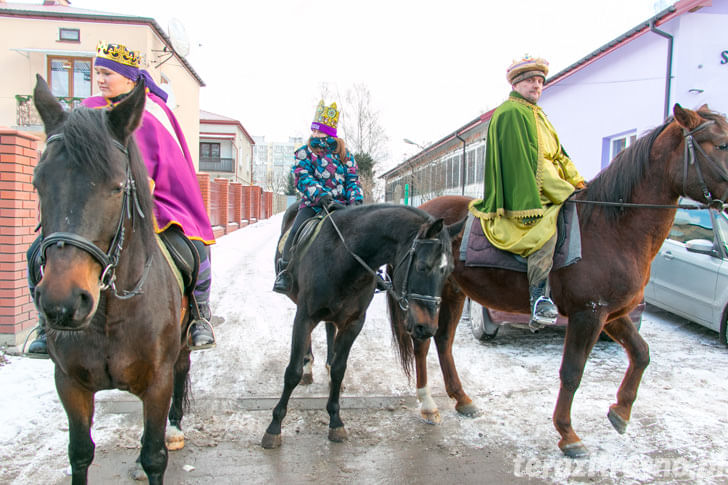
[650,20,673,121]
[456,133,466,195]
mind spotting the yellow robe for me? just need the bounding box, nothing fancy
[471,109,584,257]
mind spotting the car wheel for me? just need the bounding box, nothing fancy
[470,303,499,341]
[720,310,728,348]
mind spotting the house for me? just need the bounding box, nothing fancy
[0,0,204,164]
[199,110,255,185]
[382,0,725,203]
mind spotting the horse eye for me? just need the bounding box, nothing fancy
[717,143,728,151]
[112,184,124,194]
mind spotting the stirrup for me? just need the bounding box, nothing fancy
[186,319,216,351]
[529,296,558,331]
[23,325,50,359]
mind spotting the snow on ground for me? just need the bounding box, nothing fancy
[1,213,727,484]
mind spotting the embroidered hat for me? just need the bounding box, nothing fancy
[94,41,168,102]
[506,56,549,85]
[311,100,340,137]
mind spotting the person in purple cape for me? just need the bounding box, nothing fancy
[26,41,216,356]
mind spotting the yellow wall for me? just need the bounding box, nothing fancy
[0,14,201,166]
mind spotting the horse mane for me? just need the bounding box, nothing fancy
[580,119,670,223]
[61,107,156,241]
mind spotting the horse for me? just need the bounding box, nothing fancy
[31,75,192,484]
[415,104,728,457]
[262,203,464,448]
[276,202,336,385]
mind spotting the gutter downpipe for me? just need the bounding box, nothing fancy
[456,133,466,195]
[650,20,673,121]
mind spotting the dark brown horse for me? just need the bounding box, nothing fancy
[32,76,191,484]
[417,104,728,457]
[262,204,463,448]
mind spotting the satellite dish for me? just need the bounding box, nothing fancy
[168,18,190,58]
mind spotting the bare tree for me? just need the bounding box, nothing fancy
[341,83,388,162]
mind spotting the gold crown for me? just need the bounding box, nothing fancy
[312,100,340,130]
[96,41,141,68]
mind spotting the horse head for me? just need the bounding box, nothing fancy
[672,104,728,205]
[392,216,463,340]
[32,75,147,331]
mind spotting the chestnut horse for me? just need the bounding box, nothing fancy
[32,76,191,483]
[417,104,728,457]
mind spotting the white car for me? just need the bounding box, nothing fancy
[644,204,728,347]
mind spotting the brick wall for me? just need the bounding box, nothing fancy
[0,129,40,349]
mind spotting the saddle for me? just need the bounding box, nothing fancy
[461,201,581,272]
[278,213,330,263]
[159,227,199,296]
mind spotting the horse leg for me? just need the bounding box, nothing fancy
[327,316,365,443]
[137,375,175,485]
[413,337,440,424]
[603,315,650,434]
[166,348,191,451]
[261,312,312,449]
[325,321,336,376]
[301,340,314,385]
[55,371,95,485]
[433,285,477,417]
[553,310,605,458]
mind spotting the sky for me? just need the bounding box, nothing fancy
[2,212,727,483]
[32,0,669,170]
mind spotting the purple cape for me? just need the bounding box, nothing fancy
[83,92,215,244]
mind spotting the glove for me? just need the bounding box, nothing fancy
[317,193,333,208]
[354,199,363,206]
[575,181,587,190]
[328,201,346,212]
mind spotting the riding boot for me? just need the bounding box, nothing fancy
[26,315,49,359]
[529,282,558,329]
[188,302,216,350]
[272,259,291,294]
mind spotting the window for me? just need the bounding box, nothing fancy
[668,208,713,243]
[47,56,92,101]
[200,142,221,159]
[601,130,637,168]
[59,28,80,42]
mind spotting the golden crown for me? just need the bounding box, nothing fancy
[312,100,340,130]
[96,41,141,68]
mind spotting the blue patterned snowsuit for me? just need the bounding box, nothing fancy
[292,144,364,209]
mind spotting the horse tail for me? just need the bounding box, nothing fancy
[386,265,414,380]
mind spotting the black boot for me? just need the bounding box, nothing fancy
[26,317,49,359]
[272,259,291,294]
[188,303,216,351]
[529,283,558,329]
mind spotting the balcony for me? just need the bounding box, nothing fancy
[16,95,84,127]
[199,157,234,173]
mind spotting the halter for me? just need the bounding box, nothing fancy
[322,206,443,311]
[39,133,149,299]
[682,120,728,208]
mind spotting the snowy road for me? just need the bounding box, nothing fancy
[1,213,727,484]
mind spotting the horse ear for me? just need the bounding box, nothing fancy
[107,80,146,143]
[33,74,66,134]
[447,217,466,240]
[673,103,702,131]
[423,218,445,239]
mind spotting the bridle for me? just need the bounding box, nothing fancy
[568,119,728,211]
[39,133,150,299]
[323,206,444,311]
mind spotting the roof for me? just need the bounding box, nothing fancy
[0,2,205,86]
[200,109,255,145]
[381,0,710,180]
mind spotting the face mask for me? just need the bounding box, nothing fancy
[310,136,338,151]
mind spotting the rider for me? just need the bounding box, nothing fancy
[26,41,217,355]
[469,55,586,326]
[272,100,364,294]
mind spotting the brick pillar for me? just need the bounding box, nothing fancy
[197,173,211,217]
[230,182,242,226]
[0,129,40,350]
[251,186,262,222]
[241,185,253,224]
[213,178,229,234]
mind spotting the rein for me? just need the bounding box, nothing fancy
[322,205,442,311]
[39,133,150,299]
[567,120,728,211]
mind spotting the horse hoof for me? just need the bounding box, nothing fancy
[261,432,282,449]
[129,462,146,481]
[560,441,589,458]
[607,408,629,434]
[328,426,348,442]
[300,373,313,385]
[455,402,480,418]
[420,409,441,425]
[166,425,185,451]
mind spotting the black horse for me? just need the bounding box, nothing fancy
[262,203,463,448]
[32,76,191,484]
